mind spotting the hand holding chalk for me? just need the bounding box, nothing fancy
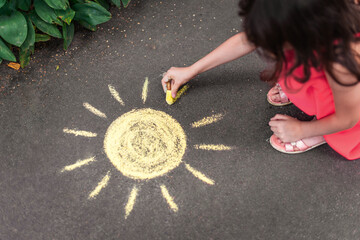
[161,67,196,98]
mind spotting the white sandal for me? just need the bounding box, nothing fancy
[270,135,326,154]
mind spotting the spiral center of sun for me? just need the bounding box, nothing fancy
[104,108,186,180]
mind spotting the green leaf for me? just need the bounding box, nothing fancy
[21,16,35,50]
[19,47,31,68]
[29,12,62,38]
[55,8,75,25]
[0,9,27,47]
[110,0,121,8]
[34,0,62,25]
[20,16,35,68]
[0,0,6,9]
[94,0,109,10]
[7,0,16,10]
[16,0,31,11]
[62,22,74,50]
[78,20,96,31]
[72,2,111,26]
[121,0,130,8]
[43,0,69,10]
[0,57,2,64]
[69,0,84,4]
[0,37,16,61]
[35,33,51,42]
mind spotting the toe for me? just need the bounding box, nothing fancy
[271,93,281,102]
[271,135,286,148]
[273,135,285,147]
[270,86,280,95]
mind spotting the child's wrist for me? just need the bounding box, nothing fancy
[299,121,306,139]
[189,64,201,77]
[299,120,312,139]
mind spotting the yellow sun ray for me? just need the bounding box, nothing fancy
[184,163,215,185]
[194,144,233,151]
[83,102,107,118]
[191,113,224,128]
[63,128,97,137]
[108,84,125,106]
[160,185,178,212]
[125,186,139,219]
[88,171,111,199]
[142,77,149,104]
[61,157,96,172]
[173,84,189,102]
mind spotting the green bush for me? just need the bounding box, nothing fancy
[0,0,131,68]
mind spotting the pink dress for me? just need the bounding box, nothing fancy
[278,45,360,160]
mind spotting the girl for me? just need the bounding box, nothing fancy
[161,0,360,160]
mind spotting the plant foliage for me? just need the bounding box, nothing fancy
[0,0,131,68]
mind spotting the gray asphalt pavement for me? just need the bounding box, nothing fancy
[1,0,360,239]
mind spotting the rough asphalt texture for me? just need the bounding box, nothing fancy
[1,0,360,239]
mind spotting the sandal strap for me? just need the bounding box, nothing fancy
[276,83,289,103]
[285,140,308,152]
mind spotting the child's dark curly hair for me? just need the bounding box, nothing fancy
[239,0,360,86]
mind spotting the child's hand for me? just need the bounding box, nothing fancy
[268,114,303,142]
[161,67,196,98]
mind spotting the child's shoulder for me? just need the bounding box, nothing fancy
[328,36,360,86]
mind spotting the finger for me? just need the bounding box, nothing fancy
[162,82,167,93]
[161,72,172,84]
[161,77,168,93]
[270,126,278,134]
[268,120,281,127]
[270,114,290,121]
[171,82,181,98]
[161,73,171,93]
[166,75,172,83]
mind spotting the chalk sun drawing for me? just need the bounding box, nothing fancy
[61,77,234,219]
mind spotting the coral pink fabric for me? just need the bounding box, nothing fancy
[278,35,360,160]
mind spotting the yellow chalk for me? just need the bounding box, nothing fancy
[165,83,189,105]
[160,185,178,212]
[191,113,224,128]
[63,128,97,137]
[61,157,96,172]
[88,171,111,199]
[194,144,233,151]
[142,77,149,104]
[125,186,139,219]
[184,163,215,185]
[104,108,186,180]
[108,85,125,106]
[83,102,107,118]
[166,90,175,105]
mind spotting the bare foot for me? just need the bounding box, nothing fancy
[268,87,282,102]
[267,84,291,106]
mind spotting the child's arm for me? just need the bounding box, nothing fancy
[301,64,360,137]
[162,32,256,97]
[269,61,360,142]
